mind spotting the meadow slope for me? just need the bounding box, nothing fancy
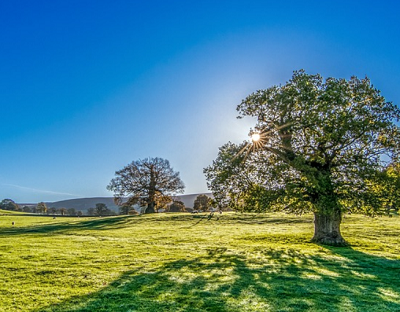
[0,212,399,311]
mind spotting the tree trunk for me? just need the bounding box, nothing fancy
[146,168,156,214]
[145,202,155,214]
[311,210,347,246]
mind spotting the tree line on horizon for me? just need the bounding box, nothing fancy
[0,194,216,216]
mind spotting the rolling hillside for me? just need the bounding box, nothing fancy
[46,197,119,212]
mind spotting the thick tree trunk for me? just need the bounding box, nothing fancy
[311,210,347,246]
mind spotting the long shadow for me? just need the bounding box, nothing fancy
[34,247,400,312]
[1,213,313,237]
[0,213,221,236]
[235,216,313,225]
[0,216,140,236]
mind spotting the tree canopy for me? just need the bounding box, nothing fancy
[107,157,185,213]
[94,203,115,216]
[168,200,186,212]
[36,202,48,214]
[193,194,211,212]
[0,199,19,211]
[204,70,400,245]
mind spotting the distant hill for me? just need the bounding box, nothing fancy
[46,197,119,212]
[46,193,213,212]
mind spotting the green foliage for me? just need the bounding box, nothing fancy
[67,208,77,216]
[36,202,48,214]
[167,200,185,212]
[87,207,95,216]
[0,199,19,211]
[370,162,400,215]
[94,203,115,216]
[119,205,137,215]
[385,162,400,213]
[0,213,399,311]
[58,207,67,216]
[22,206,32,213]
[205,70,400,217]
[193,194,211,212]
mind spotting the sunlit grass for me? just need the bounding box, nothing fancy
[0,209,32,215]
[0,212,399,311]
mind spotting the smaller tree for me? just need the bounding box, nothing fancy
[48,207,57,215]
[0,199,19,211]
[118,204,138,215]
[22,206,32,213]
[93,203,115,216]
[87,207,95,216]
[168,200,186,212]
[36,202,48,214]
[193,194,211,212]
[67,208,77,216]
[95,203,109,216]
[58,207,67,216]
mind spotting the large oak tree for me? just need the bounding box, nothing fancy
[107,157,185,214]
[205,70,400,245]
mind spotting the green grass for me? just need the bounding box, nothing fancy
[0,212,399,311]
[0,209,32,215]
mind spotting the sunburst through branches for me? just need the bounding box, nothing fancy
[232,122,294,164]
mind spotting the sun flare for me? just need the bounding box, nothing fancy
[251,132,261,142]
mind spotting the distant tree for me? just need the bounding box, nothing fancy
[107,157,185,214]
[119,205,138,215]
[193,194,211,212]
[58,207,67,216]
[87,207,95,216]
[374,162,400,214]
[0,199,19,211]
[119,205,130,215]
[36,202,48,214]
[205,70,400,245]
[22,206,32,213]
[168,200,186,212]
[67,208,77,216]
[77,211,83,217]
[48,207,57,215]
[95,203,108,216]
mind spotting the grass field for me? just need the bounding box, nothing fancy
[0,211,399,311]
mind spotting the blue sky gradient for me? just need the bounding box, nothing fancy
[1,0,399,202]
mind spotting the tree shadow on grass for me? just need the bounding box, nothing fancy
[35,246,400,312]
[235,216,313,225]
[0,216,140,236]
[0,213,312,237]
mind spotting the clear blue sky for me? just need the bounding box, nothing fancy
[1,0,399,203]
